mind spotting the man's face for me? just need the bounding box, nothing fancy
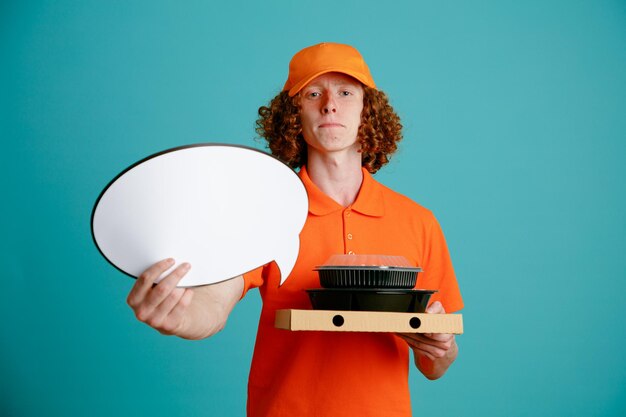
[299,72,364,156]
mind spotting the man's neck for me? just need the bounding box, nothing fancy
[306,150,364,207]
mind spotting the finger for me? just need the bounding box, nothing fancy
[127,258,175,307]
[396,333,419,347]
[143,262,191,311]
[398,332,453,343]
[396,333,411,342]
[159,289,194,335]
[134,263,190,322]
[426,301,446,314]
[408,339,448,359]
[398,333,453,349]
[422,332,454,343]
[396,334,443,360]
[145,287,186,329]
[410,346,437,362]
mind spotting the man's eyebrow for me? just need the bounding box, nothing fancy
[305,80,361,89]
[334,81,360,87]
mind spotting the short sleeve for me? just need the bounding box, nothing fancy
[241,265,265,299]
[418,213,464,313]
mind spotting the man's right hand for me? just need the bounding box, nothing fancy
[126,258,194,336]
[126,258,245,340]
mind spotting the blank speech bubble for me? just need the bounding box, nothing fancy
[91,144,308,287]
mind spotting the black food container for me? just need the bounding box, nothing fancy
[306,289,436,313]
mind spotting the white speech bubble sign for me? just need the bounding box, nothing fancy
[91,144,308,287]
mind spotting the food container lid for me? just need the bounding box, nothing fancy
[314,254,422,272]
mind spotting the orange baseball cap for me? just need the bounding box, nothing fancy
[283,42,377,97]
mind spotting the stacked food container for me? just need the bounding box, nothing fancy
[306,254,436,313]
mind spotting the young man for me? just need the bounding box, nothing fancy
[126,42,463,417]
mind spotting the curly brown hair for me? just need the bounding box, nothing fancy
[256,86,402,173]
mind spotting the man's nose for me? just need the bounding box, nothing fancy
[322,95,337,114]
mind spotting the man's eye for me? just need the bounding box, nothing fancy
[340,91,352,96]
[308,91,321,98]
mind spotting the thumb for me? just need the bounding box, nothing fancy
[426,301,445,314]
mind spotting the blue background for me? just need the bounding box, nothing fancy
[2,1,625,416]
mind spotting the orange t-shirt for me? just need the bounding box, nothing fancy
[243,166,463,417]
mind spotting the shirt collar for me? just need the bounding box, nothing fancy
[298,165,385,217]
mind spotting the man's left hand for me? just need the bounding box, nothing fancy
[396,301,458,379]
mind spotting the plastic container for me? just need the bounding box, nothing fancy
[315,254,422,289]
[306,289,436,312]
